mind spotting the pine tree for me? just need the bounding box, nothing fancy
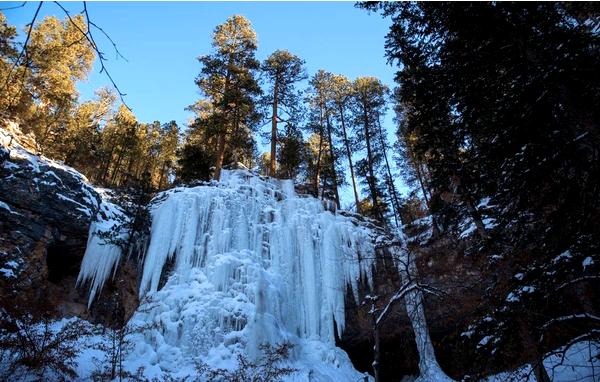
[262,50,307,177]
[363,3,600,369]
[0,12,21,116]
[194,15,262,180]
[351,76,389,223]
[277,123,305,180]
[305,70,343,206]
[329,74,362,212]
[156,121,179,189]
[7,15,95,155]
[64,88,116,174]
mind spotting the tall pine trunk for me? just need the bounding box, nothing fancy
[325,114,340,208]
[214,57,234,181]
[313,102,325,197]
[414,161,441,237]
[377,116,400,227]
[214,131,227,181]
[362,97,384,222]
[338,102,361,212]
[269,79,279,177]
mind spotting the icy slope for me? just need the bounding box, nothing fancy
[80,169,375,380]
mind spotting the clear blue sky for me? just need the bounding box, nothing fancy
[4,1,405,206]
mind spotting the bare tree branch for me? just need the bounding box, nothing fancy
[53,1,131,110]
[0,2,26,11]
[0,1,42,100]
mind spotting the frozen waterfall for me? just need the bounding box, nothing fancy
[77,169,449,380]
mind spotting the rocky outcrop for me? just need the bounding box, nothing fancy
[0,121,138,323]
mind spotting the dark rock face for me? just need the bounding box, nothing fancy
[337,237,488,382]
[0,122,138,323]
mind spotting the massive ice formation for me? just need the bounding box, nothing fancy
[77,169,454,380]
[79,170,377,379]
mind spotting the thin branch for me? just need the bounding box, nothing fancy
[555,276,600,292]
[0,2,26,11]
[86,16,127,62]
[541,313,600,331]
[53,1,131,111]
[375,281,417,327]
[0,1,42,100]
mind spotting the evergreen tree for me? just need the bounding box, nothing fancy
[4,15,95,155]
[276,123,305,180]
[351,76,390,223]
[329,74,362,212]
[0,12,20,116]
[63,88,116,175]
[362,1,600,237]
[305,70,343,206]
[156,121,179,189]
[194,15,262,180]
[363,3,600,371]
[262,50,307,177]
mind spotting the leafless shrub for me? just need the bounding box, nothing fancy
[195,342,298,382]
[0,311,92,381]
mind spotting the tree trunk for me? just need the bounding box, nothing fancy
[214,131,227,181]
[377,116,400,227]
[313,102,325,197]
[214,56,234,181]
[325,114,340,208]
[99,132,116,183]
[533,356,551,382]
[158,161,167,189]
[110,150,125,186]
[414,162,441,237]
[463,190,488,240]
[518,318,551,382]
[372,314,381,382]
[362,97,384,222]
[338,102,361,212]
[270,79,279,177]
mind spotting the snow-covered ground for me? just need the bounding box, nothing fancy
[485,340,599,382]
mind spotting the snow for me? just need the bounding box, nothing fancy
[478,336,494,348]
[553,250,573,263]
[477,197,492,208]
[0,268,16,278]
[1,121,92,186]
[485,339,600,381]
[521,285,535,294]
[583,256,594,270]
[459,222,478,239]
[57,193,92,217]
[0,200,20,215]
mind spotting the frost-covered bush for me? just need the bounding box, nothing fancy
[0,312,92,381]
[195,342,298,382]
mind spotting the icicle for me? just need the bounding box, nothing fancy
[77,201,127,307]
